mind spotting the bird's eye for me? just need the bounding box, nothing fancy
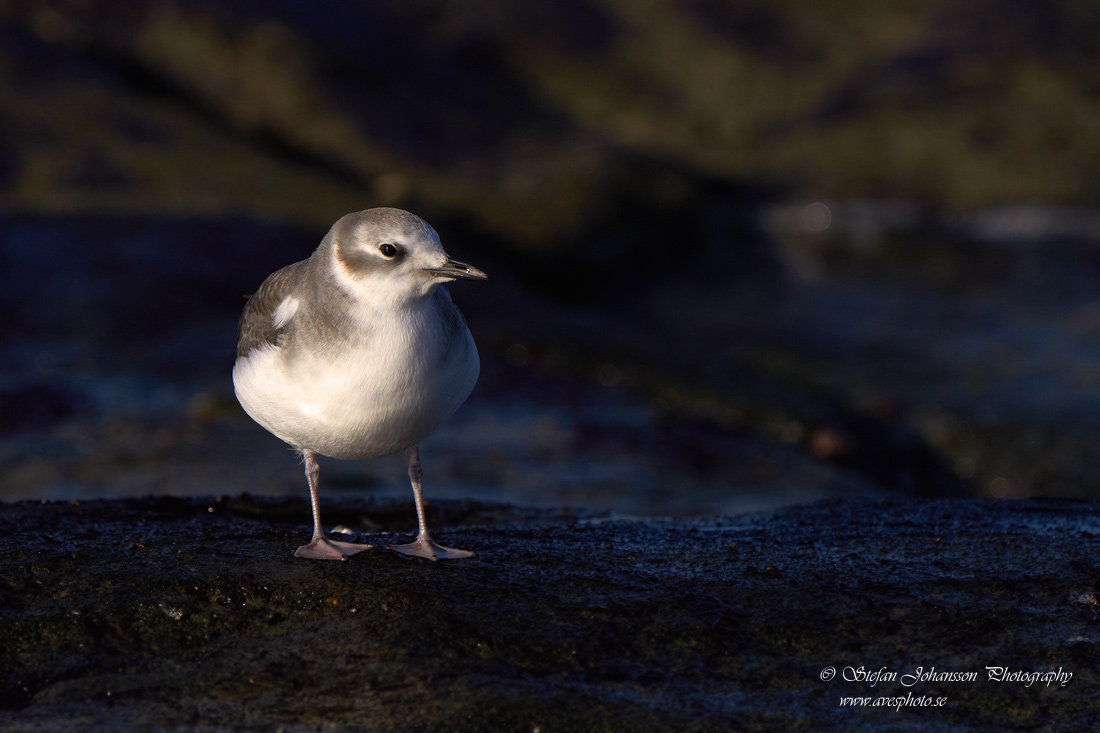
[379,243,399,258]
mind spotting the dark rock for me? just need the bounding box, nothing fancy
[1,495,1097,730]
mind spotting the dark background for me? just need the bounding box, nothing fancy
[4,0,1100,515]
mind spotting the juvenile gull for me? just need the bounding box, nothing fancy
[233,207,486,560]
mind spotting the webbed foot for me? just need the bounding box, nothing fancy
[388,534,474,561]
[295,537,372,560]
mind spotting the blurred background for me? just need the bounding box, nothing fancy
[3,0,1100,516]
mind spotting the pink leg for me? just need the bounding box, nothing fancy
[294,450,371,560]
[388,445,474,561]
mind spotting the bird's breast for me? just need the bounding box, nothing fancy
[233,297,478,460]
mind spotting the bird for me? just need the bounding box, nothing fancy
[232,207,486,561]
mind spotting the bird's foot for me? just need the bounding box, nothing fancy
[389,534,474,561]
[294,536,372,561]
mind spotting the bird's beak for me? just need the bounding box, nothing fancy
[425,258,487,281]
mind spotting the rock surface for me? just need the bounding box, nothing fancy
[2,495,1098,731]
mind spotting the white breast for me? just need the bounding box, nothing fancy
[233,298,479,460]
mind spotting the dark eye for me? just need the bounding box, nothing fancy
[379,243,398,258]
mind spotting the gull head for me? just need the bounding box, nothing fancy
[327,207,486,307]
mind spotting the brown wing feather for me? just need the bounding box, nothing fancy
[236,260,308,359]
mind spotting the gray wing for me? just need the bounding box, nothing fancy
[236,260,308,359]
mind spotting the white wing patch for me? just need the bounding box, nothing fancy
[272,296,300,329]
